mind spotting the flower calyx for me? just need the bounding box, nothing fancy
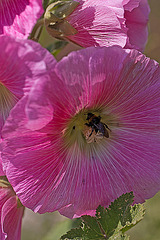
[0,176,11,188]
[44,0,79,40]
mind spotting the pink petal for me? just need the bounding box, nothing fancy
[0,160,24,239]
[66,0,127,47]
[2,196,24,240]
[124,0,150,51]
[0,160,4,176]
[123,0,140,11]
[25,75,54,131]
[0,0,43,39]
[0,187,12,240]
[0,139,4,176]
[78,0,125,18]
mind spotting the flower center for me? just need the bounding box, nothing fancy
[0,82,17,124]
[63,109,111,148]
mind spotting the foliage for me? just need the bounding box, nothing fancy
[61,192,145,240]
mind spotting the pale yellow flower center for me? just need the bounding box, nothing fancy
[0,82,17,122]
[63,108,114,148]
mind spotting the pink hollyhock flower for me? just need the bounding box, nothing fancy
[0,34,56,188]
[1,46,160,218]
[0,161,24,240]
[0,35,56,136]
[47,0,150,51]
[0,0,43,39]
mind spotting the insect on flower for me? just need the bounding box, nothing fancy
[84,113,110,143]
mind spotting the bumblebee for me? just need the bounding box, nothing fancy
[85,113,110,139]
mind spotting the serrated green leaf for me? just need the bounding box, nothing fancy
[108,232,129,240]
[61,227,84,240]
[95,192,134,237]
[121,203,145,233]
[130,203,145,224]
[60,192,145,240]
[81,215,103,238]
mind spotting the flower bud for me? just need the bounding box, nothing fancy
[44,1,79,40]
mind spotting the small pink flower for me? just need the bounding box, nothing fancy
[53,0,150,51]
[0,0,43,38]
[0,35,56,136]
[2,46,160,218]
[0,161,24,240]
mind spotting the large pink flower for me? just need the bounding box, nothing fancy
[1,46,160,218]
[0,35,56,136]
[51,0,150,51]
[0,160,24,240]
[0,0,43,38]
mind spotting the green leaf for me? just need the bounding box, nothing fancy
[81,216,104,239]
[60,192,145,240]
[61,226,84,240]
[108,232,129,240]
[95,192,134,237]
[121,203,145,233]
